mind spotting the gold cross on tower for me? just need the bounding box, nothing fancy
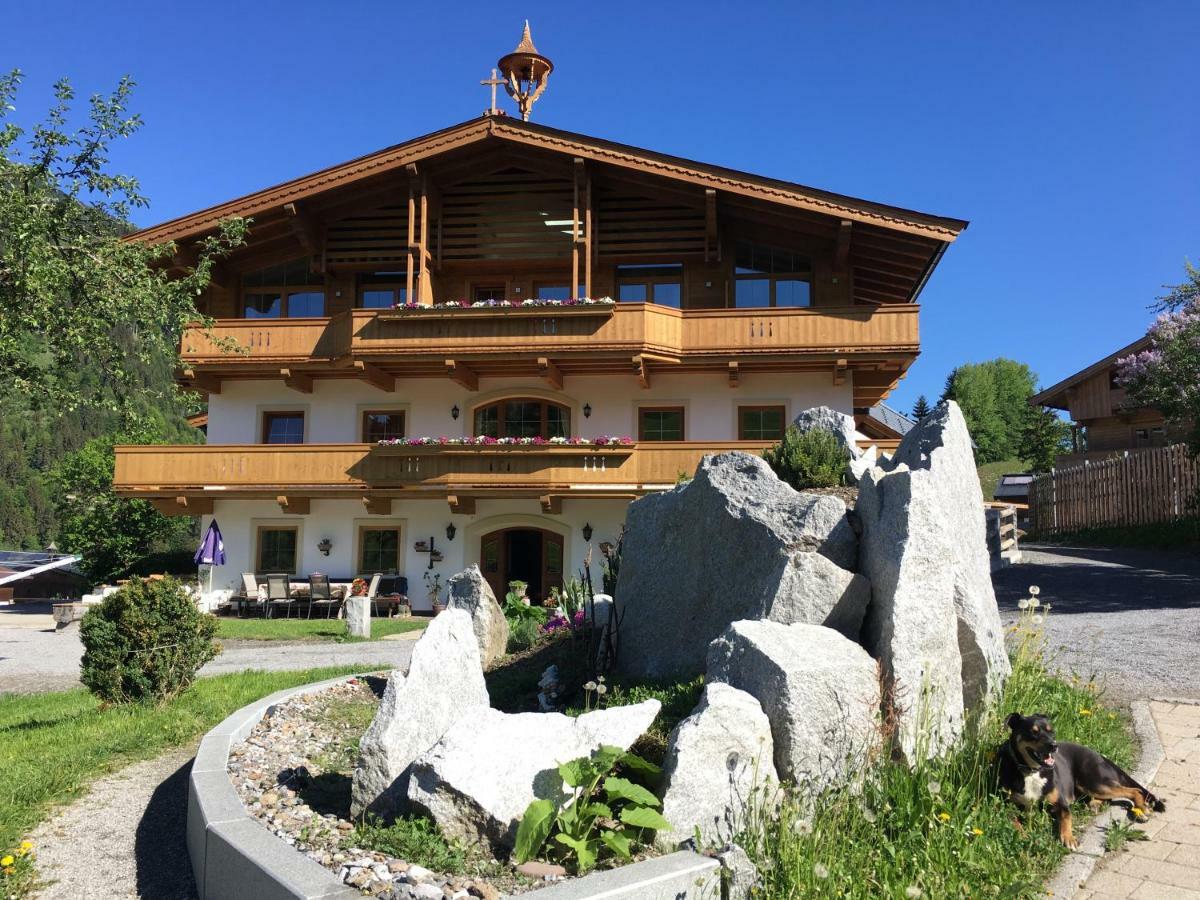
[480,68,504,115]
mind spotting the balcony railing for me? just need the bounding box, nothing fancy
[113,441,777,496]
[179,303,919,366]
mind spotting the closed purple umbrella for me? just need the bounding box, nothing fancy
[195,520,225,594]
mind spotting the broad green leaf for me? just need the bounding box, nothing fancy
[558,758,591,788]
[513,798,556,864]
[557,800,579,830]
[591,744,624,773]
[620,804,673,832]
[603,776,660,808]
[600,828,633,859]
[581,802,613,820]
[554,833,598,873]
[620,751,662,777]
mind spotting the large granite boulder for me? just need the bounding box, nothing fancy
[791,406,861,458]
[659,683,778,848]
[707,620,880,791]
[407,700,661,853]
[351,609,488,819]
[445,565,508,667]
[616,452,861,681]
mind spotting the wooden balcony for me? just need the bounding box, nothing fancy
[113,441,777,513]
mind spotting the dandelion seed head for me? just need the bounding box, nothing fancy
[813,863,829,879]
[905,887,923,899]
[1029,585,1040,596]
[1018,598,1030,610]
[927,780,942,795]
[1032,614,1044,625]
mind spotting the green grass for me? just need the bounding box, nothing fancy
[353,815,474,874]
[977,457,1026,501]
[1037,516,1200,552]
[735,610,1135,898]
[0,665,368,886]
[215,616,427,642]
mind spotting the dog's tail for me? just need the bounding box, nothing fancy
[1116,765,1166,812]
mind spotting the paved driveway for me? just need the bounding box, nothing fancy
[0,602,415,694]
[993,544,1200,702]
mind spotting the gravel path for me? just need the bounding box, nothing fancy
[993,544,1200,702]
[30,746,199,899]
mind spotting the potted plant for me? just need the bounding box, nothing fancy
[424,570,444,614]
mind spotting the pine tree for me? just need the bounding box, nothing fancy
[912,395,931,420]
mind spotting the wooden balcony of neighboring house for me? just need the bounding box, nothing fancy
[177,301,920,406]
[112,440,787,515]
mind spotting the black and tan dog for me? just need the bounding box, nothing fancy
[999,712,1165,848]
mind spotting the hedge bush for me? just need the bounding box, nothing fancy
[80,576,219,703]
[762,426,848,490]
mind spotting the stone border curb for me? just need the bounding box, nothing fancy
[1043,699,1167,899]
[189,674,744,900]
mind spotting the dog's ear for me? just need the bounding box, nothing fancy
[1036,712,1050,722]
[1005,712,1022,729]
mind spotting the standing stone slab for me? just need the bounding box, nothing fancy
[791,406,861,458]
[344,596,370,639]
[407,700,661,853]
[616,452,860,681]
[707,620,881,792]
[445,564,509,667]
[659,683,778,848]
[351,609,488,819]
[887,401,1011,708]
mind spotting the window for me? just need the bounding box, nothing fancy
[533,282,586,300]
[362,410,406,442]
[473,284,506,302]
[473,398,570,439]
[262,412,305,444]
[739,405,786,440]
[616,264,683,307]
[638,407,684,441]
[257,527,298,573]
[358,271,408,309]
[241,257,325,318]
[734,241,812,308]
[359,527,401,574]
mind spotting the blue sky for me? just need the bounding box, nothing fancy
[3,1,1196,413]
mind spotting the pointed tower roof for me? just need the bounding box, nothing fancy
[513,20,539,54]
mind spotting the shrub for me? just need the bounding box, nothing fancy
[762,425,847,490]
[80,576,219,703]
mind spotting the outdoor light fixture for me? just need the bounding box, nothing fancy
[583,403,592,418]
[582,522,593,542]
[446,523,457,541]
[451,404,460,420]
[317,538,332,556]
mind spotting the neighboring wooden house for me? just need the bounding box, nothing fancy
[856,403,916,448]
[1030,336,1178,466]
[0,550,88,602]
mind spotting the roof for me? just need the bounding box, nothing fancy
[127,115,969,248]
[868,403,917,437]
[1030,335,1152,410]
[0,551,84,587]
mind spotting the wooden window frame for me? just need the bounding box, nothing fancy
[469,281,509,303]
[637,406,686,442]
[532,281,586,300]
[616,264,683,305]
[261,411,306,445]
[357,524,402,575]
[733,240,813,308]
[356,276,408,309]
[255,524,300,575]
[738,405,787,440]
[241,287,327,318]
[472,397,571,439]
[361,409,407,442]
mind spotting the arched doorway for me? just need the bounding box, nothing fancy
[479,527,564,604]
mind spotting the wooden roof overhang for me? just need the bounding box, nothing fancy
[130,115,967,306]
[1030,335,1151,411]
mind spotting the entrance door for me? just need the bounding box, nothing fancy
[479,527,564,604]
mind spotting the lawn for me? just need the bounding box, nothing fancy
[977,457,1025,501]
[216,616,428,642]
[0,665,369,893]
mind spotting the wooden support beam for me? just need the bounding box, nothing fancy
[540,494,562,515]
[352,360,395,392]
[417,175,432,305]
[572,158,586,297]
[362,495,392,516]
[280,368,313,394]
[447,495,475,515]
[445,359,478,391]
[584,171,593,298]
[727,360,740,389]
[180,367,221,395]
[537,357,563,390]
[833,358,849,386]
[175,495,213,515]
[835,219,853,272]
[283,201,322,261]
[633,355,650,390]
[405,169,416,306]
[705,189,719,262]
[276,495,310,515]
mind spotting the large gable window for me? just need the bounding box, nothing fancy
[242,257,325,318]
[617,264,682,307]
[473,398,570,439]
[734,242,811,308]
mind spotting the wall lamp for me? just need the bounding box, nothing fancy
[445,522,457,541]
[582,522,593,542]
[583,403,592,418]
[317,538,332,556]
[451,404,460,420]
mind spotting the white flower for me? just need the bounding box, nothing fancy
[596,683,608,695]
[1018,598,1030,610]
[1029,585,1040,596]
[792,817,813,835]
[927,780,942,796]
[583,681,597,692]
[905,887,923,899]
[1029,597,1040,608]
[813,863,829,879]
[862,808,877,824]
[1032,614,1044,625]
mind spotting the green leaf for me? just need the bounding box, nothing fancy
[557,758,592,788]
[554,832,598,873]
[513,798,556,864]
[603,776,661,808]
[620,751,662,777]
[580,802,613,820]
[600,828,633,859]
[591,744,624,773]
[619,805,673,832]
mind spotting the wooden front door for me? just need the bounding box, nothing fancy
[479,528,564,604]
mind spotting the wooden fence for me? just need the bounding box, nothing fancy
[1028,444,1200,536]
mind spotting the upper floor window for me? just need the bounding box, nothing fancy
[262,411,305,444]
[473,398,570,439]
[242,257,325,318]
[473,284,507,302]
[358,272,408,309]
[534,282,586,300]
[362,410,405,442]
[734,241,811,308]
[617,264,682,307]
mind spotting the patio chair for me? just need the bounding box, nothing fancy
[308,573,339,619]
[239,572,265,618]
[265,573,296,619]
[366,572,383,618]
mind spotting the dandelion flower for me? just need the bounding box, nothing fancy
[1079,708,1092,716]
[1029,585,1040,596]
[1018,598,1030,610]
[793,818,813,835]
[1029,597,1040,609]
[596,683,608,695]
[18,842,30,852]
[937,812,951,822]
[862,808,877,824]
[583,681,597,692]
[1032,614,1044,625]
[927,780,942,795]
[905,887,923,899]
[972,827,983,836]
[1109,713,1117,719]
[1,856,13,867]
[813,863,829,879]
[1132,806,1145,816]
